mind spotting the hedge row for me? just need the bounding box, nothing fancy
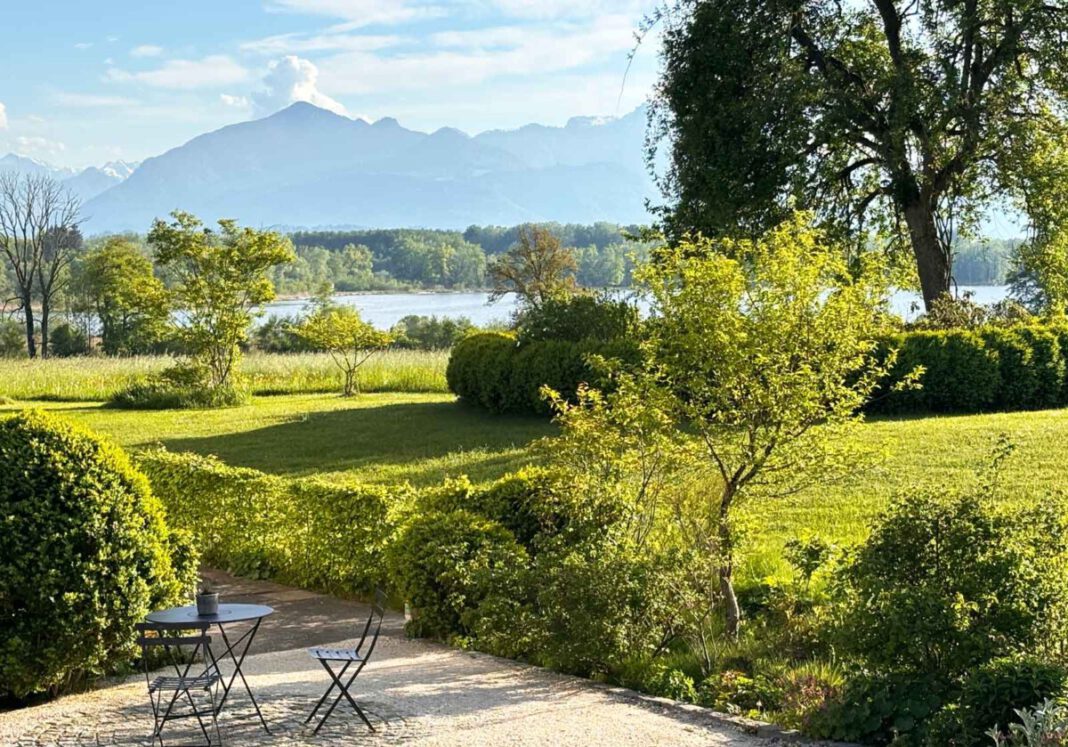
[136,449,402,594]
[445,332,639,415]
[874,324,1068,414]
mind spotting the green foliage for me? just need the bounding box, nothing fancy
[294,305,392,396]
[72,237,169,355]
[446,332,519,412]
[390,315,476,350]
[833,488,1068,685]
[650,0,1068,305]
[0,317,25,358]
[516,294,641,344]
[991,699,1068,746]
[109,361,249,410]
[47,323,89,358]
[0,411,196,699]
[136,448,396,593]
[876,323,1068,413]
[252,315,314,353]
[149,211,294,391]
[948,658,1068,745]
[489,224,578,311]
[386,509,527,640]
[807,673,945,745]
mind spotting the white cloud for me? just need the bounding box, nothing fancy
[318,14,640,94]
[108,55,250,89]
[241,31,401,55]
[252,56,348,116]
[0,102,7,130]
[265,0,439,26]
[220,93,252,109]
[52,92,137,108]
[488,0,649,19]
[74,42,93,50]
[15,136,66,158]
[130,44,164,58]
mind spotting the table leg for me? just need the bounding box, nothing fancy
[211,619,271,734]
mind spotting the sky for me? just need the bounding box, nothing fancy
[0,0,662,169]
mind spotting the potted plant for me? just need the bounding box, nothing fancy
[196,581,219,616]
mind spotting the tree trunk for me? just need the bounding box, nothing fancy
[718,493,740,638]
[40,305,50,359]
[903,201,951,312]
[23,299,36,359]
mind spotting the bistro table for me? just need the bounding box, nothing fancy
[147,603,275,734]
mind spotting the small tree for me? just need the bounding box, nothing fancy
[148,212,294,390]
[295,305,391,396]
[635,215,894,636]
[73,238,169,355]
[489,225,578,311]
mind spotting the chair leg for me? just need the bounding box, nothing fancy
[304,660,350,723]
[312,660,375,734]
[209,686,224,747]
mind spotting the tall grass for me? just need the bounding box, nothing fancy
[0,350,449,401]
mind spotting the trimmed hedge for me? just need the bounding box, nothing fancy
[0,412,197,699]
[446,332,640,415]
[864,324,1068,415]
[137,449,402,594]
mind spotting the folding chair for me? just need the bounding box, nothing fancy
[136,620,224,747]
[304,588,387,734]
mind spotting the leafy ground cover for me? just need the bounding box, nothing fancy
[3,393,1065,585]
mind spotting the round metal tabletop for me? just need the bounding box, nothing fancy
[147,603,274,625]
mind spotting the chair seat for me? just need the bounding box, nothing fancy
[148,673,220,694]
[309,646,364,662]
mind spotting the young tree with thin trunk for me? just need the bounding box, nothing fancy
[637,215,894,637]
[650,0,1068,310]
[0,173,81,358]
[295,305,392,396]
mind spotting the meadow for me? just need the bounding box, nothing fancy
[0,350,449,401]
[3,387,1064,584]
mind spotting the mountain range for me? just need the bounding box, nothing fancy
[0,153,139,204]
[1,103,658,235]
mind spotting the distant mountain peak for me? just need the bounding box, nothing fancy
[373,116,401,129]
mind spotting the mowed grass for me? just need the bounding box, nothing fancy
[2,391,1065,582]
[0,350,449,401]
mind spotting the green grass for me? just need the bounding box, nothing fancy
[2,390,1066,583]
[0,350,448,401]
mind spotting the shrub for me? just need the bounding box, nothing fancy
[834,489,1068,685]
[446,332,518,412]
[390,315,476,350]
[48,323,89,358]
[993,699,1068,746]
[252,315,314,353]
[698,669,780,713]
[0,411,196,699]
[109,362,249,409]
[947,658,1068,745]
[517,295,641,344]
[386,509,528,639]
[137,449,396,594]
[0,317,26,358]
[875,329,1001,412]
[807,673,945,745]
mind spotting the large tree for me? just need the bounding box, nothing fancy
[0,173,81,358]
[650,0,1068,309]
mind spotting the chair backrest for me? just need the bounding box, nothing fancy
[135,620,215,684]
[352,588,388,662]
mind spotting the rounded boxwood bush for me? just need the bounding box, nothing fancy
[386,509,527,640]
[0,411,197,699]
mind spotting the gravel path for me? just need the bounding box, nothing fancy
[0,572,781,746]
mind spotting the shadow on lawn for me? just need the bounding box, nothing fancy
[154,400,555,484]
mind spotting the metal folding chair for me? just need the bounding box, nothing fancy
[304,588,387,734]
[136,620,224,747]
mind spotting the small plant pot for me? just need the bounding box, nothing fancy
[196,592,219,616]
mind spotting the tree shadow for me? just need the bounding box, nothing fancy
[154,401,555,484]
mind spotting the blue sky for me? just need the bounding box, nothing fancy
[0,0,661,168]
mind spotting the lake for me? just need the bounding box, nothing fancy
[262,285,1012,329]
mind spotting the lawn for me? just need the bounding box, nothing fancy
[3,392,1066,582]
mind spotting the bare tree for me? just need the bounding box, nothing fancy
[0,173,82,358]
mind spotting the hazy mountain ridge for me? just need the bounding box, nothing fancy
[75,102,655,234]
[0,154,140,203]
